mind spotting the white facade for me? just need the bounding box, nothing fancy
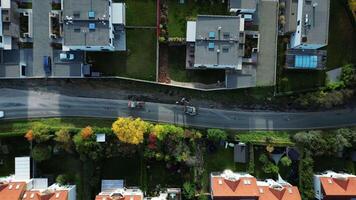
[0,0,13,50]
[186,21,196,42]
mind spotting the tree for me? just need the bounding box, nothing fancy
[340,64,355,86]
[151,124,184,140]
[80,126,93,139]
[280,156,292,167]
[32,124,52,143]
[182,182,195,200]
[25,130,34,141]
[112,117,150,145]
[259,154,279,174]
[31,145,52,162]
[299,153,314,200]
[56,174,74,185]
[206,129,227,142]
[54,128,73,153]
[73,133,102,161]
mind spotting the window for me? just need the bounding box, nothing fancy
[297,20,300,26]
[74,28,80,32]
[223,32,230,39]
[0,36,2,43]
[222,46,229,53]
[73,11,80,18]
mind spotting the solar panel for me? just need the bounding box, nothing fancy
[295,55,318,68]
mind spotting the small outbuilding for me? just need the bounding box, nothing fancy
[234,143,248,163]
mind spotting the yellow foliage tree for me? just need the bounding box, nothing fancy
[80,126,93,139]
[112,117,150,145]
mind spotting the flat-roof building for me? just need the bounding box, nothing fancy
[289,0,330,49]
[62,0,126,51]
[228,0,258,13]
[186,15,245,70]
[0,0,19,50]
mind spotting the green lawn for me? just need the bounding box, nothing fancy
[168,0,228,37]
[237,131,295,146]
[88,29,157,81]
[168,46,225,83]
[114,0,156,26]
[327,0,356,68]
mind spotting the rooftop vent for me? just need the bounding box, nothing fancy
[89,23,96,30]
[209,32,215,39]
[88,11,95,19]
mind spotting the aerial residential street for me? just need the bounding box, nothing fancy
[0,88,355,130]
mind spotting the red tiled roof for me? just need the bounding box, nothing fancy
[23,190,68,200]
[258,186,301,200]
[95,194,143,200]
[0,182,27,200]
[211,177,259,197]
[320,177,356,197]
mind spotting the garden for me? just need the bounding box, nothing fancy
[87,29,157,81]
[167,0,228,37]
[167,46,225,83]
[114,0,157,26]
[276,0,356,93]
[1,118,356,200]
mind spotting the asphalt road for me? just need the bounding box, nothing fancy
[0,89,356,130]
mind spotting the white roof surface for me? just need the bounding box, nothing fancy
[112,3,125,25]
[1,0,11,9]
[96,134,106,142]
[186,21,196,42]
[15,157,30,180]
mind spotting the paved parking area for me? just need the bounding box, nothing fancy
[256,0,278,86]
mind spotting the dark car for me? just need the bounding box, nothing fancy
[43,56,52,75]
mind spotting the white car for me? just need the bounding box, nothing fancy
[0,111,4,118]
[59,53,74,61]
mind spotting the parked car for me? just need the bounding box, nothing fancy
[43,56,52,75]
[0,111,4,118]
[60,53,75,61]
[184,106,197,116]
[128,101,145,109]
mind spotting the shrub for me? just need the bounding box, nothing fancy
[31,145,52,162]
[54,128,73,153]
[183,182,195,200]
[280,156,292,167]
[206,129,227,142]
[56,174,74,185]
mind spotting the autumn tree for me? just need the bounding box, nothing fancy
[80,126,93,139]
[112,117,150,145]
[25,130,34,141]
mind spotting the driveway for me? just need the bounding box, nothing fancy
[256,0,278,86]
[32,0,52,77]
